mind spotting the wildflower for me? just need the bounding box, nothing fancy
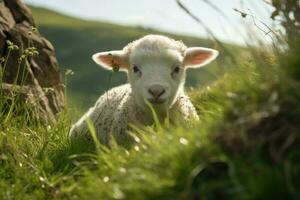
[103,176,109,183]
[30,26,37,32]
[65,69,74,76]
[179,137,189,145]
[119,167,126,173]
[134,145,140,151]
[43,87,55,94]
[0,57,5,64]
[6,40,19,51]
[133,135,141,143]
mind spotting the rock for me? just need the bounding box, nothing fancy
[0,0,64,122]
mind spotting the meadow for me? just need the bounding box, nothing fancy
[0,3,299,200]
[29,6,243,112]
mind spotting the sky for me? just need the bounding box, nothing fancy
[24,0,275,45]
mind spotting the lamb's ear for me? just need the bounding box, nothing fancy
[92,50,129,71]
[183,47,219,68]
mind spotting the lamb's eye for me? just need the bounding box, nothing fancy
[132,65,142,76]
[173,66,180,74]
[133,65,141,74]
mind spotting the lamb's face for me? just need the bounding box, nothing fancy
[127,48,185,109]
[92,35,219,110]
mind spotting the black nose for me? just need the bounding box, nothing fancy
[148,84,165,99]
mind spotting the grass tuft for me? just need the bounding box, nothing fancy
[1,3,300,199]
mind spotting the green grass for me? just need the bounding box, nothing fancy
[0,4,299,200]
[1,40,299,199]
[29,6,245,111]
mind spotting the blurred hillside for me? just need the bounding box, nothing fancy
[1,2,299,199]
[29,6,242,111]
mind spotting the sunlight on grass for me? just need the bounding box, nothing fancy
[1,1,300,200]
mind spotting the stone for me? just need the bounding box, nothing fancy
[0,0,64,122]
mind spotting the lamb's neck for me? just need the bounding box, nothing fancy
[132,101,168,125]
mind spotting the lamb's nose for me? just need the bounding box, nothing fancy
[148,84,165,99]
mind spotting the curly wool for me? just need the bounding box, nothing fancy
[124,35,187,56]
[69,84,198,145]
[68,34,216,145]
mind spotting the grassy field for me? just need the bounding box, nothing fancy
[0,3,299,200]
[29,6,243,112]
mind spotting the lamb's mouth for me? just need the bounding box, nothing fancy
[147,98,166,105]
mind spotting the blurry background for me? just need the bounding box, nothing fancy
[23,0,274,111]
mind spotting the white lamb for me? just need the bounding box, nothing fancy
[69,35,218,145]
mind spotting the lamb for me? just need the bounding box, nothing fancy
[69,35,219,145]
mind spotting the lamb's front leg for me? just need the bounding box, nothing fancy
[170,94,199,124]
[69,107,96,141]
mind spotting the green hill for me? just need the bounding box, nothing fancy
[1,3,299,199]
[29,6,240,111]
